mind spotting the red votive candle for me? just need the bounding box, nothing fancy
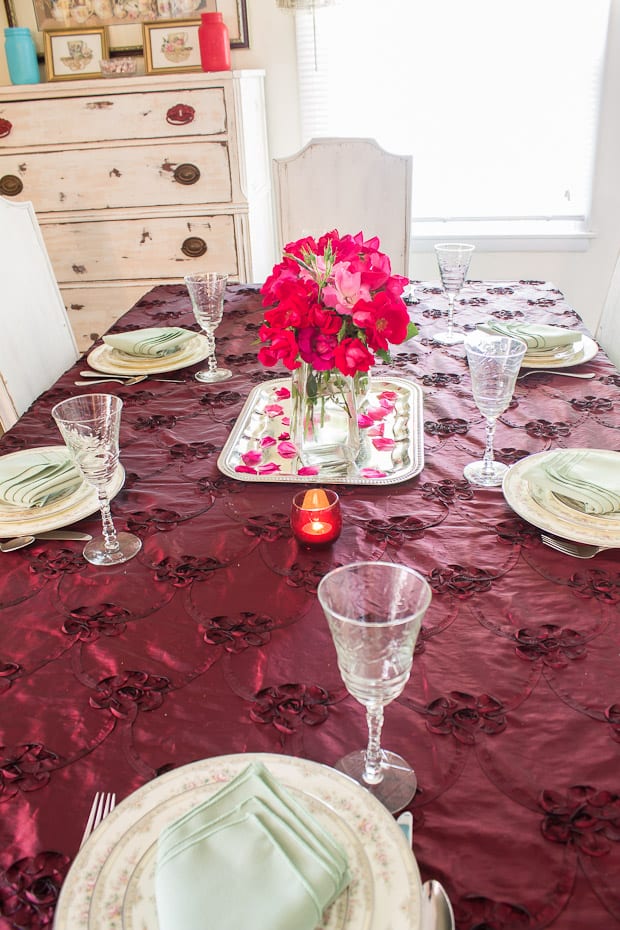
[291,488,342,547]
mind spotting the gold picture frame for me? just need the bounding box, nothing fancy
[142,18,201,74]
[43,25,108,80]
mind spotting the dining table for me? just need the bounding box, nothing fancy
[0,278,619,930]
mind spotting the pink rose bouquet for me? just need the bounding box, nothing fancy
[258,230,417,376]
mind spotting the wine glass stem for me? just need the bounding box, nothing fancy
[363,703,385,785]
[483,416,497,475]
[98,490,121,553]
[446,295,455,336]
[207,332,217,374]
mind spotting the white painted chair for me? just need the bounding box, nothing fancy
[273,138,412,277]
[597,251,620,370]
[0,197,78,432]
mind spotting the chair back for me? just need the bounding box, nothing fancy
[597,251,620,370]
[0,197,78,431]
[273,138,412,276]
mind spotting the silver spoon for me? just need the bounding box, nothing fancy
[518,370,595,380]
[421,879,455,930]
[0,535,35,552]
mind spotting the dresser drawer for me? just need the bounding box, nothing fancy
[0,142,232,211]
[0,86,228,148]
[63,283,150,352]
[43,213,239,283]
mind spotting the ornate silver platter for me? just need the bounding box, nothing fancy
[218,376,424,485]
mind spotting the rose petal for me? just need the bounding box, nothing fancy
[281,416,290,426]
[357,413,373,428]
[241,450,262,466]
[260,436,277,448]
[360,467,387,478]
[277,441,297,459]
[264,404,284,418]
[298,466,320,476]
[258,462,281,475]
[372,437,396,451]
[235,465,258,474]
[275,386,291,399]
[367,406,389,421]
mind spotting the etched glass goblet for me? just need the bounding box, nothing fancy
[464,331,527,486]
[317,560,432,812]
[434,242,475,345]
[185,272,231,382]
[52,393,141,566]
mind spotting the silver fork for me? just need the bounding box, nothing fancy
[518,370,595,380]
[540,533,613,559]
[79,791,116,848]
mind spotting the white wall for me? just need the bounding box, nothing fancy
[2,1,618,334]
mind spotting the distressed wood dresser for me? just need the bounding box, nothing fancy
[0,69,275,352]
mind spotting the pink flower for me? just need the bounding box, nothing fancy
[322,263,371,314]
[297,327,338,371]
[258,328,300,370]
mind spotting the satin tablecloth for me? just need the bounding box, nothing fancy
[0,281,619,930]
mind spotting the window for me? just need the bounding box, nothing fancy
[295,0,610,242]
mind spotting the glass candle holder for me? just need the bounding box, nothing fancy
[290,488,342,546]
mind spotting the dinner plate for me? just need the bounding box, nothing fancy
[86,334,210,375]
[520,334,598,369]
[503,449,620,546]
[0,446,124,537]
[54,753,421,930]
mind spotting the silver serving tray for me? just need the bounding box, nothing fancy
[218,376,424,485]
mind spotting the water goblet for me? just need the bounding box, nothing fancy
[51,393,142,566]
[185,272,231,382]
[463,331,527,487]
[434,242,475,345]
[317,560,432,812]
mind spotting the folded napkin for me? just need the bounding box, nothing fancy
[103,327,195,358]
[0,449,82,508]
[479,320,582,353]
[155,762,350,930]
[529,450,620,515]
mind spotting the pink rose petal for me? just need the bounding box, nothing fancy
[260,436,277,448]
[298,466,320,476]
[379,390,398,401]
[235,465,258,474]
[360,467,387,479]
[241,450,262,466]
[368,423,385,437]
[264,404,284,418]
[278,432,290,441]
[372,437,395,451]
[275,386,291,399]
[357,413,373,429]
[258,462,281,475]
[277,440,297,459]
[367,406,389,421]
[281,416,290,426]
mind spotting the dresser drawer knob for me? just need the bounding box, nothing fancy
[181,236,207,258]
[174,163,201,185]
[166,104,196,126]
[0,119,13,138]
[0,174,23,196]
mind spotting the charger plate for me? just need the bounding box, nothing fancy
[0,446,124,537]
[86,334,210,375]
[218,376,424,485]
[503,449,620,546]
[54,753,421,930]
[520,335,598,369]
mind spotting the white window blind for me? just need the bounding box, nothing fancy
[295,0,610,225]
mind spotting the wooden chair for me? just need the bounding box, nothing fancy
[597,251,620,369]
[0,197,78,432]
[273,138,412,277]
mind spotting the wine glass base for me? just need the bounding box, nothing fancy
[464,459,508,487]
[335,749,417,813]
[434,330,464,346]
[195,369,233,383]
[83,531,142,566]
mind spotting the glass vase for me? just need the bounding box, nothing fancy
[291,362,360,474]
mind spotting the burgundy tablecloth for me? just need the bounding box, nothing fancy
[0,281,619,930]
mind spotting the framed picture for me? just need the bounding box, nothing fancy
[43,26,108,80]
[28,0,248,45]
[142,18,201,74]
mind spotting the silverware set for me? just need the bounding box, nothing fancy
[0,530,93,552]
[75,371,185,386]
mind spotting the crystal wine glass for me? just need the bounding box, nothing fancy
[434,242,475,345]
[185,272,231,382]
[51,393,142,566]
[463,331,527,486]
[317,560,432,812]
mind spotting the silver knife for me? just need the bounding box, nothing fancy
[34,530,93,541]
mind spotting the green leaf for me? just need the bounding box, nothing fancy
[376,348,391,364]
[405,321,419,340]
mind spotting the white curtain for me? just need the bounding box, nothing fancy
[295,0,610,222]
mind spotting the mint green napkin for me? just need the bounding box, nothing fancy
[103,327,195,358]
[530,450,620,515]
[155,762,350,930]
[479,320,581,353]
[0,449,82,508]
